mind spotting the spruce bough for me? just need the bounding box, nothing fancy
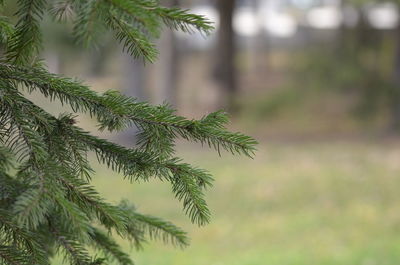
[0,0,257,264]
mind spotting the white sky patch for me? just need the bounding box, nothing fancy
[365,3,399,30]
[306,5,342,29]
[233,7,261,37]
[177,5,219,49]
[262,12,298,38]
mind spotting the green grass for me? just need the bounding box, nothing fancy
[54,140,400,265]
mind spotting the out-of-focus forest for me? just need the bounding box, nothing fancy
[8,0,400,264]
[23,0,400,138]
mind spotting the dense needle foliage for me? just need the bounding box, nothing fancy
[0,0,257,264]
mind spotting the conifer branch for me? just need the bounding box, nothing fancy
[0,63,257,157]
[0,88,214,225]
[128,0,214,34]
[0,17,14,44]
[6,0,46,65]
[0,1,256,263]
[0,171,23,203]
[52,194,92,240]
[73,0,106,47]
[59,175,127,233]
[12,183,52,230]
[0,146,13,171]
[119,201,189,247]
[0,245,28,265]
[49,0,76,22]
[107,12,158,62]
[45,114,93,181]
[54,234,95,265]
[154,6,214,35]
[104,0,160,35]
[66,126,212,224]
[0,209,49,265]
[88,227,134,265]
[170,172,210,226]
[0,83,49,163]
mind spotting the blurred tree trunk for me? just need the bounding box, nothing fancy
[248,0,264,74]
[88,35,113,77]
[123,55,146,100]
[44,50,60,74]
[158,0,180,107]
[390,25,400,131]
[353,9,383,118]
[118,54,147,145]
[89,45,111,77]
[213,0,238,112]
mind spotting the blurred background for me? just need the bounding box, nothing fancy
[13,0,400,263]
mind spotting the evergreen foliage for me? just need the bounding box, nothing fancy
[0,0,257,264]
